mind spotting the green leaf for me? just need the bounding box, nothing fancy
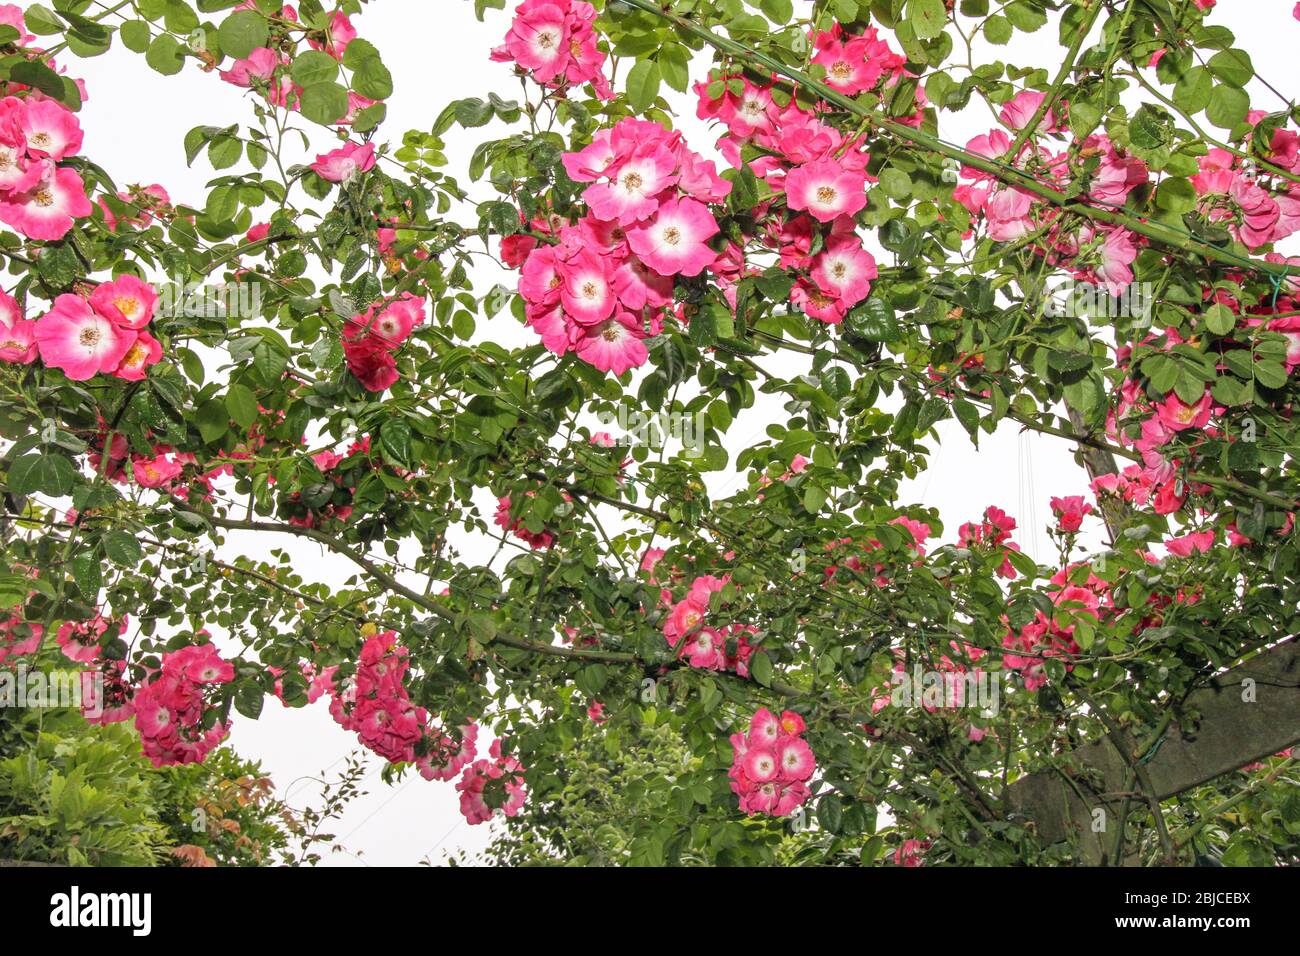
[575,663,609,696]
[145,34,185,75]
[698,444,729,471]
[161,0,199,34]
[234,680,265,719]
[879,167,912,201]
[225,383,259,429]
[1068,99,1101,137]
[1073,616,1095,650]
[352,103,387,133]
[1254,360,1288,390]
[185,124,219,166]
[10,60,65,98]
[34,243,82,288]
[196,399,230,442]
[120,19,152,53]
[298,82,349,125]
[452,309,475,339]
[1202,303,1235,336]
[24,4,65,35]
[821,366,851,401]
[466,613,497,643]
[625,60,661,113]
[252,339,288,384]
[908,0,947,40]
[103,530,143,566]
[759,0,794,23]
[71,553,102,598]
[454,97,493,127]
[1173,66,1212,115]
[984,14,1012,44]
[1207,48,1253,88]
[1173,368,1206,405]
[8,453,78,496]
[952,399,980,440]
[657,43,691,93]
[1143,354,1179,394]
[817,793,844,833]
[1129,103,1174,150]
[0,575,29,609]
[897,83,929,120]
[1004,0,1047,31]
[916,396,949,434]
[205,183,240,222]
[349,52,393,101]
[380,418,412,467]
[1008,549,1040,581]
[207,135,242,169]
[290,49,339,87]
[749,651,774,687]
[1206,85,1248,129]
[1047,350,1093,373]
[846,298,901,342]
[1212,374,1251,406]
[1155,177,1195,214]
[217,9,268,59]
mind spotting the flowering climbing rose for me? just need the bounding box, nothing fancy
[729,708,816,817]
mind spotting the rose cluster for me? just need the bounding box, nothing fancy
[0,614,41,666]
[1103,325,1222,518]
[494,492,558,550]
[279,436,374,529]
[455,738,528,825]
[1001,565,1108,691]
[221,3,378,124]
[99,182,172,233]
[728,708,815,817]
[327,631,477,782]
[955,106,1147,292]
[895,838,930,867]
[692,26,905,324]
[84,422,231,501]
[81,658,136,726]
[2,275,163,382]
[821,516,931,588]
[490,0,612,100]
[0,91,92,242]
[864,641,992,744]
[661,573,755,675]
[55,614,125,664]
[271,662,337,710]
[1099,251,1300,532]
[811,23,908,98]
[957,505,1021,579]
[311,141,376,183]
[132,643,235,768]
[1190,138,1300,251]
[507,116,730,376]
[1049,495,1094,534]
[341,292,426,392]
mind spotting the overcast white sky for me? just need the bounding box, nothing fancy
[56,1,1300,865]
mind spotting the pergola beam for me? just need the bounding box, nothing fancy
[1007,638,1300,862]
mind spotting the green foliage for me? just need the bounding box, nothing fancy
[468,721,817,866]
[0,655,294,866]
[1,0,1298,869]
[0,712,171,866]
